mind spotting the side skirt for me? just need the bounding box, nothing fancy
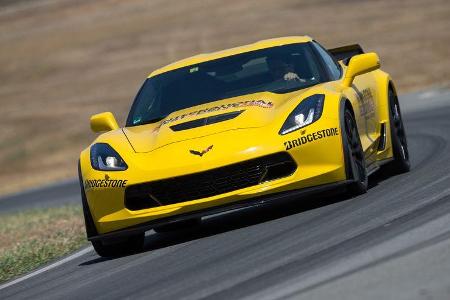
[366,157,394,177]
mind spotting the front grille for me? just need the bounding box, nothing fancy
[125,152,297,211]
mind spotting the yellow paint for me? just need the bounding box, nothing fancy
[80,36,395,234]
[90,112,119,133]
[342,52,380,87]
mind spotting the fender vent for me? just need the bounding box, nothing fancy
[378,122,387,151]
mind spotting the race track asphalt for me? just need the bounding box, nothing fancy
[0,179,78,214]
[1,88,450,300]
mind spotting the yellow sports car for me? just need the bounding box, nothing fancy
[78,36,410,257]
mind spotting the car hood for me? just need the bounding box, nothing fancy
[123,89,310,153]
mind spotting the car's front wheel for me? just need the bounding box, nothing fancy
[79,166,145,257]
[343,107,368,195]
[91,234,145,258]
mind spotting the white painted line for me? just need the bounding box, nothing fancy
[0,246,93,291]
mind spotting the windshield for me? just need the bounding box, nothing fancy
[127,42,327,127]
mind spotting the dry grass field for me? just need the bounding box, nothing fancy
[0,0,449,195]
[0,204,86,283]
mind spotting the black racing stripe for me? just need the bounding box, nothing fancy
[170,110,244,131]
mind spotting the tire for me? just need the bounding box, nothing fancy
[78,163,98,239]
[385,88,410,174]
[78,163,144,258]
[91,233,145,258]
[153,218,201,233]
[81,186,144,257]
[343,107,368,195]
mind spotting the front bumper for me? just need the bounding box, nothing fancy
[80,118,346,235]
[88,179,351,242]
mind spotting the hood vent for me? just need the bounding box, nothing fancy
[170,110,244,132]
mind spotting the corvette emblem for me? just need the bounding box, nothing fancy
[190,145,213,157]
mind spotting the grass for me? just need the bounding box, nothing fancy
[0,204,88,284]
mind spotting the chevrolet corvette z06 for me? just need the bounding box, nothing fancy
[78,36,410,257]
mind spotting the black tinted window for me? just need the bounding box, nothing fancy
[127,43,328,127]
[312,42,341,80]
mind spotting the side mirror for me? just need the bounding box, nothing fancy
[342,52,380,88]
[90,112,119,133]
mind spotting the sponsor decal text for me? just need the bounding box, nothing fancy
[284,127,339,150]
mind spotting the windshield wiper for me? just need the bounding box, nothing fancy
[137,116,167,126]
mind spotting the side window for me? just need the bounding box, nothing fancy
[312,42,341,80]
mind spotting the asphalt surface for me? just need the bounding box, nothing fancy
[1,88,450,300]
[0,179,78,214]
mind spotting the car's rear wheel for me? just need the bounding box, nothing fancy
[385,88,410,174]
[344,107,368,195]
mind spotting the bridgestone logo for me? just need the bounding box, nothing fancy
[84,179,128,189]
[284,127,339,150]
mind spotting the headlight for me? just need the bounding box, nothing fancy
[279,94,325,135]
[90,143,128,171]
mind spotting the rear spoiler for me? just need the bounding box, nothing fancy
[327,44,364,65]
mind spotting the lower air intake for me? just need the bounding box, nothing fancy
[125,152,296,210]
